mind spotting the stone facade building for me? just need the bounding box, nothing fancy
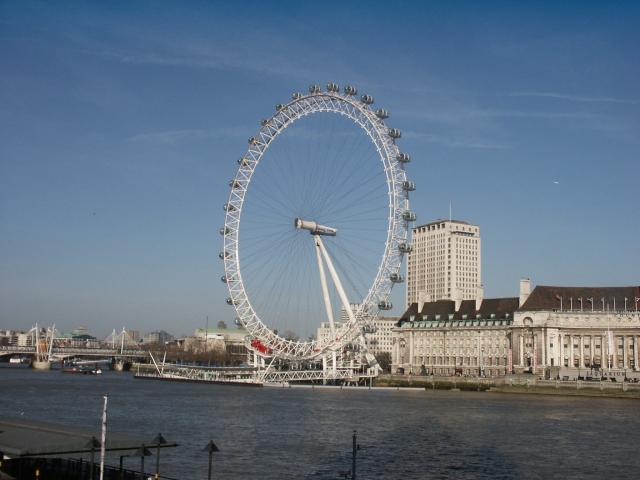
[512,282,640,375]
[392,279,640,378]
[392,290,517,376]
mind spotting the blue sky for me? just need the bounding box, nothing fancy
[1,1,639,337]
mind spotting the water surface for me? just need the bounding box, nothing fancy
[1,368,638,479]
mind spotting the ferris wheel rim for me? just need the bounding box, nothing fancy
[221,87,413,360]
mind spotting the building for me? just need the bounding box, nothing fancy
[392,279,640,378]
[316,315,396,359]
[392,289,517,376]
[182,327,249,358]
[142,330,175,345]
[407,219,481,305]
[365,316,397,358]
[512,281,640,376]
[316,321,342,345]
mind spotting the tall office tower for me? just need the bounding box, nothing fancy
[406,219,481,305]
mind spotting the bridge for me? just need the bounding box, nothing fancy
[0,345,148,360]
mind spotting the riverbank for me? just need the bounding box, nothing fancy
[374,374,640,399]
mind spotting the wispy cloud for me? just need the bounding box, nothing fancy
[128,127,250,145]
[402,131,509,150]
[405,108,600,122]
[507,92,639,105]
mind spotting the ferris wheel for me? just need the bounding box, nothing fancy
[220,83,415,362]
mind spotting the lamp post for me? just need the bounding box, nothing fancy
[203,440,219,480]
[85,436,101,480]
[133,445,152,480]
[150,433,167,479]
[352,430,358,480]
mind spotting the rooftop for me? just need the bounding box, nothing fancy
[413,219,477,230]
[520,285,640,311]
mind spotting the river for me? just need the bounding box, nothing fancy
[0,367,638,479]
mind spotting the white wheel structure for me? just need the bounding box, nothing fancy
[221,83,415,363]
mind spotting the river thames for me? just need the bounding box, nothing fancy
[1,367,638,479]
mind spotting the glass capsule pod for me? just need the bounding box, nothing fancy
[402,181,416,191]
[375,109,389,119]
[223,203,235,211]
[397,152,411,163]
[226,297,236,306]
[398,242,413,253]
[309,84,321,94]
[291,92,302,100]
[221,275,227,283]
[402,211,417,222]
[378,300,393,310]
[361,94,374,105]
[388,128,401,139]
[344,85,357,96]
[326,82,340,92]
[390,273,404,283]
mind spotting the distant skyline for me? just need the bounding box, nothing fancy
[1,1,639,337]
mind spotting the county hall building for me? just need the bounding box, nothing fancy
[391,279,640,378]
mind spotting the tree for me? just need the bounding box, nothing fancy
[283,330,299,341]
[217,320,227,329]
[375,352,392,373]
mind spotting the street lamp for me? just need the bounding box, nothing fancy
[150,433,167,479]
[203,440,219,480]
[133,445,152,480]
[85,436,101,480]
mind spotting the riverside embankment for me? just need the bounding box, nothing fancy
[374,374,640,399]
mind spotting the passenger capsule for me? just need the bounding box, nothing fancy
[237,157,250,166]
[248,137,257,145]
[261,119,269,126]
[388,128,402,139]
[326,82,340,93]
[363,324,378,334]
[225,297,236,306]
[309,84,321,94]
[234,317,241,326]
[398,242,413,253]
[402,180,416,191]
[221,275,228,283]
[402,210,417,222]
[275,104,285,111]
[378,300,393,310]
[229,179,240,188]
[219,227,230,236]
[375,109,389,119]
[223,203,235,212]
[344,85,357,96]
[396,152,411,163]
[390,273,404,283]
[218,251,228,260]
[361,94,374,105]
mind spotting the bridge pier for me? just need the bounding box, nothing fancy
[31,360,51,370]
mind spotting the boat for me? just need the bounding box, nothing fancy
[62,365,102,375]
[9,356,30,365]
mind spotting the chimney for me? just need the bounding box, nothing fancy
[475,285,484,311]
[454,288,463,312]
[519,278,531,308]
[418,291,431,312]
